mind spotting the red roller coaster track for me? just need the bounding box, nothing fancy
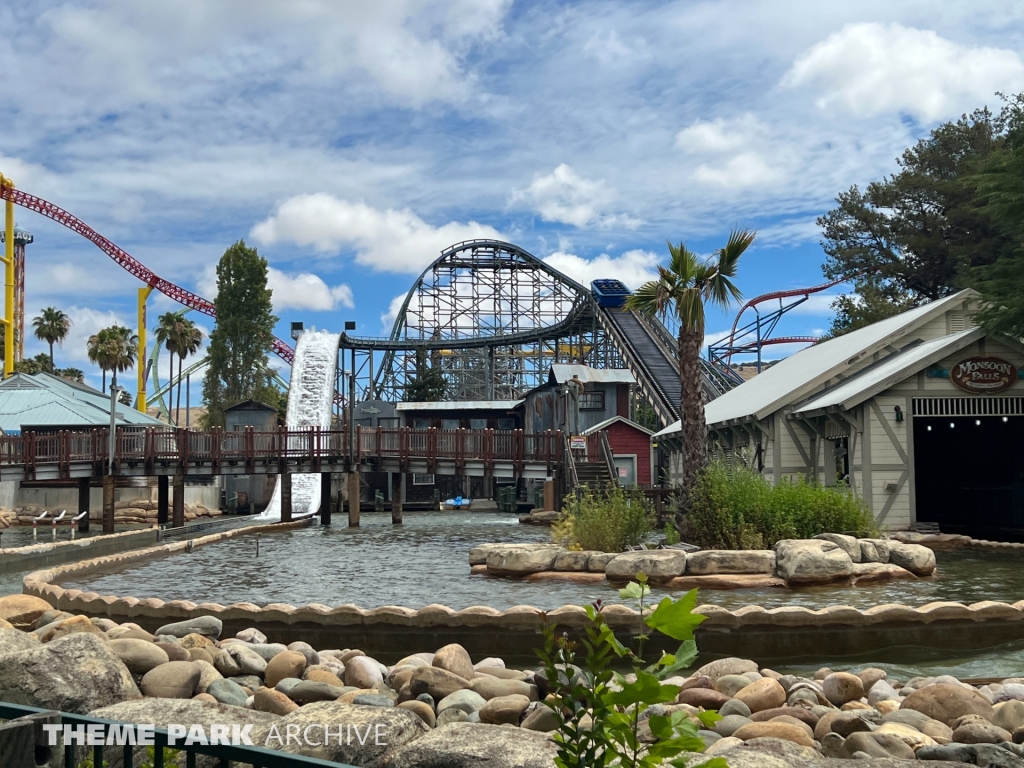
[725,275,850,351]
[0,185,295,365]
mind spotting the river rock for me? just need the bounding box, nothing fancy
[253,701,429,768]
[437,708,468,726]
[479,693,531,725]
[715,714,753,737]
[304,666,345,687]
[193,660,223,694]
[887,542,937,576]
[902,683,996,726]
[485,544,564,575]
[953,721,1012,744]
[214,648,242,677]
[876,721,938,749]
[750,707,819,728]
[207,678,248,707]
[223,643,268,676]
[152,641,189,662]
[844,731,917,760]
[686,550,775,575]
[266,651,307,688]
[346,655,385,688]
[141,661,202,699]
[107,623,155,642]
[232,642,289,662]
[721,699,753,718]
[433,643,475,680]
[996,701,1024,732]
[40,614,108,643]
[677,688,732,709]
[604,550,687,582]
[398,699,436,727]
[693,657,759,682]
[814,533,862,562]
[108,638,169,675]
[921,718,954,744]
[254,687,299,715]
[823,671,865,705]
[438,689,487,715]
[732,721,816,747]
[735,677,787,713]
[469,676,537,701]
[553,551,591,571]
[154,616,223,639]
[588,552,619,572]
[859,539,891,563]
[0,632,139,712]
[718,673,756,697]
[521,704,559,731]
[236,627,267,644]
[289,681,345,704]
[0,627,40,656]
[920,743,1024,768]
[410,666,471,699]
[774,539,853,584]
[386,721,559,768]
[0,594,53,629]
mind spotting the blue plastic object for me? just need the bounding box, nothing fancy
[591,279,631,308]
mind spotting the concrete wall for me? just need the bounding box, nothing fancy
[1,480,221,513]
[0,528,159,575]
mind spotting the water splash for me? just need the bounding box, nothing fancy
[259,330,341,520]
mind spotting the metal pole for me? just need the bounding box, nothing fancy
[186,374,190,428]
[108,379,119,473]
[2,175,14,377]
[136,286,153,412]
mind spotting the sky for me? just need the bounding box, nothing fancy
[2,0,1023,395]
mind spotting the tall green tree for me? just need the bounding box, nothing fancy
[154,311,185,423]
[202,241,277,427]
[626,230,754,507]
[32,307,71,369]
[819,101,1019,335]
[87,325,138,394]
[404,348,446,402]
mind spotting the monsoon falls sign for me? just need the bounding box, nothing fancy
[951,357,1018,394]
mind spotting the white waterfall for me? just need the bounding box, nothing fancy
[258,330,341,520]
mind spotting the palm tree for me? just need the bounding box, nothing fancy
[154,312,185,424]
[87,328,114,392]
[175,319,203,427]
[87,325,138,395]
[32,307,71,369]
[625,229,756,506]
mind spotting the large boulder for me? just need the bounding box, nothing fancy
[154,616,223,639]
[385,722,559,768]
[814,533,862,562]
[859,538,891,563]
[0,594,54,629]
[250,702,428,768]
[734,678,787,713]
[604,550,687,582]
[887,542,937,576]
[409,666,472,699]
[0,627,41,656]
[686,550,775,575]
[141,661,203,699]
[108,638,170,675]
[901,684,995,726]
[692,657,759,682]
[485,544,565,576]
[0,632,140,713]
[433,643,475,681]
[774,539,853,584]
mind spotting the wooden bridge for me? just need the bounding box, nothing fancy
[0,426,566,532]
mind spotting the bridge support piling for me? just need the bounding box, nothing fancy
[172,474,185,528]
[78,477,90,533]
[319,472,331,525]
[157,475,169,526]
[391,472,403,525]
[281,471,292,523]
[347,472,360,527]
[102,475,115,534]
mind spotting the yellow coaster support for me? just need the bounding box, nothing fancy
[0,174,14,378]
[137,285,154,412]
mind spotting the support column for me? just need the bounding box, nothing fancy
[102,475,115,534]
[78,477,90,533]
[391,472,403,525]
[172,474,185,528]
[281,470,292,523]
[320,472,332,526]
[157,475,169,526]
[347,471,360,527]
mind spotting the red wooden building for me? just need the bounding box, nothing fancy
[582,415,655,487]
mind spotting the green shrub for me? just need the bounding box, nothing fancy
[687,462,876,550]
[559,484,655,552]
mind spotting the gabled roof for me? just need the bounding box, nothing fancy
[548,364,635,385]
[653,289,980,439]
[791,327,982,416]
[582,415,655,436]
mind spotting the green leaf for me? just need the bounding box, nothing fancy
[644,589,706,641]
[619,580,651,601]
[603,670,679,707]
[695,709,722,728]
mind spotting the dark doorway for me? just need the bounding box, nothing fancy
[914,415,1024,539]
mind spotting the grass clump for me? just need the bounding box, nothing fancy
[686,462,876,550]
[557,484,655,552]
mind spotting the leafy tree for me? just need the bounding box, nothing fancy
[154,311,185,423]
[87,325,138,395]
[32,307,72,369]
[819,101,1019,335]
[626,231,754,511]
[176,318,204,427]
[57,367,84,383]
[202,241,277,427]
[404,348,446,402]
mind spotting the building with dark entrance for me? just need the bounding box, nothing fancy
[654,289,1024,538]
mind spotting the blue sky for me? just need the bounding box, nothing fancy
[2,0,1023,393]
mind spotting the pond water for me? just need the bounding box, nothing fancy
[58,512,1024,612]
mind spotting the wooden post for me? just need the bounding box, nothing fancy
[102,474,115,534]
[157,475,169,526]
[172,473,185,528]
[281,470,292,522]
[78,477,90,533]
[391,471,403,525]
[347,471,361,527]
[320,472,332,525]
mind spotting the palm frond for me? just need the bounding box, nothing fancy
[717,229,756,277]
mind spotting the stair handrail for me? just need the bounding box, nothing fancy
[564,434,580,489]
[634,311,739,397]
[598,431,616,485]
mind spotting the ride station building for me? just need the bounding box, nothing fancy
[654,289,1024,539]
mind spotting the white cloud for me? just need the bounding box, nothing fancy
[196,263,354,312]
[781,23,1024,121]
[251,194,503,274]
[676,115,787,189]
[788,294,841,315]
[381,293,410,332]
[543,249,660,289]
[511,164,641,229]
[675,114,764,154]
[59,306,131,369]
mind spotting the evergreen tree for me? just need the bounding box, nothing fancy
[202,241,278,426]
[404,348,446,402]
